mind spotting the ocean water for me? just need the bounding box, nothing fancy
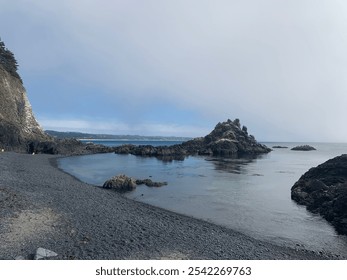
[58,141,347,256]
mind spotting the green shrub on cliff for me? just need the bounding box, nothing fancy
[0,38,21,80]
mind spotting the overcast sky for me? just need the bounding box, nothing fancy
[1,0,347,141]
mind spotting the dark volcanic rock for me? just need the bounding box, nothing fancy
[291,154,347,235]
[272,146,288,149]
[291,145,316,151]
[26,138,117,155]
[114,119,271,159]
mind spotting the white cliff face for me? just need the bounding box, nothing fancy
[21,87,44,135]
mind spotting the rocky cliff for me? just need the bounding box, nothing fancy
[114,119,271,159]
[0,40,50,150]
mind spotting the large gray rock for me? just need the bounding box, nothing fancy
[103,174,137,192]
[114,119,271,159]
[291,154,347,235]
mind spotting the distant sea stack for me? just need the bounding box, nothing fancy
[291,155,347,235]
[115,118,271,159]
[0,39,50,150]
[291,145,316,151]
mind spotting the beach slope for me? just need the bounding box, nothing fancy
[0,152,332,260]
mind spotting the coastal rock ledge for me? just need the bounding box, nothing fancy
[114,119,271,159]
[291,154,347,235]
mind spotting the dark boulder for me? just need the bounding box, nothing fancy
[291,145,316,151]
[291,154,347,235]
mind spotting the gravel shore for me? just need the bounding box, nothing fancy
[0,152,338,260]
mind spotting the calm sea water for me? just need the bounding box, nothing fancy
[79,139,184,147]
[58,141,347,256]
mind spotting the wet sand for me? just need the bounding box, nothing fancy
[0,152,337,259]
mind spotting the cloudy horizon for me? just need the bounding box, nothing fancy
[1,0,347,142]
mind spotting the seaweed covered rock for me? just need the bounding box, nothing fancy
[291,154,347,235]
[103,174,137,192]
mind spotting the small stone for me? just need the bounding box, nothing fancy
[35,248,58,260]
[14,255,25,260]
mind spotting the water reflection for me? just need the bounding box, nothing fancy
[206,154,266,174]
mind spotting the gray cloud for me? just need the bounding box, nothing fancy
[1,0,347,141]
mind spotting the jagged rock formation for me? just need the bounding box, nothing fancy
[291,145,316,151]
[114,119,271,159]
[291,155,347,235]
[0,39,50,150]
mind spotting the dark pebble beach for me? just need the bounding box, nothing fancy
[0,152,337,260]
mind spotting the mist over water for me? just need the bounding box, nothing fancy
[58,142,347,257]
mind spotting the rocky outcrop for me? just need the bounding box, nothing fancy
[114,119,271,159]
[102,174,167,192]
[291,145,316,151]
[291,154,347,235]
[0,39,50,151]
[272,146,288,149]
[26,138,117,155]
[103,174,137,192]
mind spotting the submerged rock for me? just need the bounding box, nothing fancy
[291,145,316,151]
[135,179,168,187]
[114,119,271,159]
[291,154,347,235]
[272,146,288,149]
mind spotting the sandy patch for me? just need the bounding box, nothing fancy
[0,208,59,249]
